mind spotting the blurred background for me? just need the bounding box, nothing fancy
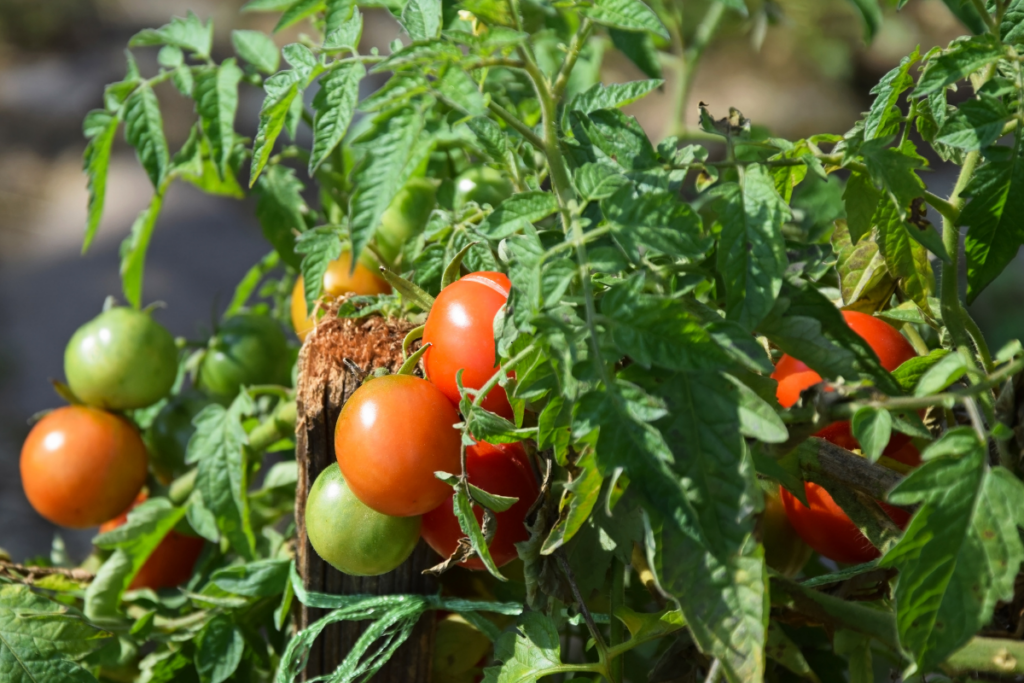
[0,0,1018,561]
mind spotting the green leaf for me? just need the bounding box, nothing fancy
[211,559,290,597]
[477,192,558,239]
[309,62,364,174]
[647,371,768,683]
[295,225,345,311]
[119,192,165,309]
[892,348,950,390]
[401,0,441,41]
[574,163,630,200]
[249,74,300,186]
[716,165,789,331]
[873,195,935,312]
[609,28,661,80]
[860,138,925,208]
[82,110,119,253]
[465,116,506,162]
[913,350,967,396]
[935,95,1009,151]
[194,59,243,178]
[468,484,519,513]
[916,36,1005,95]
[767,621,821,682]
[129,11,214,59]
[124,83,169,188]
[851,406,892,462]
[275,0,325,32]
[1001,0,1024,42]
[349,106,426,263]
[541,450,603,554]
[253,164,308,270]
[602,184,709,259]
[186,395,257,560]
[833,219,897,312]
[583,0,669,39]
[482,612,563,682]
[843,172,882,243]
[845,0,883,41]
[0,585,109,683]
[453,487,505,578]
[571,109,658,171]
[231,29,279,75]
[880,429,1024,671]
[864,48,919,140]
[323,7,363,50]
[195,615,244,683]
[958,153,1024,303]
[243,0,296,10]
[568,79,663,115]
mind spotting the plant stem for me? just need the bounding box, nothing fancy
[553,19,593,99]
[668,2,726,139]
[608,558,625,683]
[486,101,545,151]
[557,553,610,659]
[969,0,999,33]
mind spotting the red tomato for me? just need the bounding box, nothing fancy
[423,272,513,419]
[100,493,204,591]
[335,374,462,517]
[21,406,148,529]
[421,441,538,570]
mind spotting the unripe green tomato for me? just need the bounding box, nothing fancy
[196,314,290,402]
[433,614,492,678]
[762,490,812,578]
[64,307,177,410]
[143,391,212,484]
[377,178,437,265]
[453,167,513,210]
[305,463,421,576]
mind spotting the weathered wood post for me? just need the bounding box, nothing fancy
[293,310,437,681]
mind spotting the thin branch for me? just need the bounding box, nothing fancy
[556,553,609,657]
[553,19,594,99]
[0,560,95,584]
[486,100,544,151]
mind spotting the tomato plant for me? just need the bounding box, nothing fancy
[142,390,211,484]
[290,251,391,340]
[423,272,513,418]
[196,313,291,400]
[13,0,1024,681]
[422,441,537,570]
[20,406,148,528]
[64,306,177,410]
[335,374,462,517]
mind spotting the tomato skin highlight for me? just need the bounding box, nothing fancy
[335,374,462,517]
[453,167,513,210]
[64,307,177,410]
[290,252,392,341]
[306,463,421,576]
[773,310,918,564]
[421,441,538,570]
[21,406,148,529]
[100,493,205,590]
[197,313,291,401]
[423,272,513,419]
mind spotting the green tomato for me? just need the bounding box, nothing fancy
[377,178,437,266]
[143,390,212,483]
[64,307,177,410]
[453,167,513,210]
[196,314,290,402]
[306,463,421,576]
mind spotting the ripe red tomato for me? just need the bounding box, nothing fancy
[421,441,537,570]
[423,272,513,419]
[100,493,205,590]
[335,374,462,517]
[761,490,811,577]
[291,251,392,341]
[774,310,919,564]
[21,406,148,529]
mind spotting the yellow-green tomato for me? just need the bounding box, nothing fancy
[762,490,812,578]
[306,463,421,576]
[453,167,513,210]
[377,178,437,266]
[433,614,492,678]
[64,307,177,410]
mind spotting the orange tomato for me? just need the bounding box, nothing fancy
[290,252,391,341]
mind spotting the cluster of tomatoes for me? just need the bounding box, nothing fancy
[766,310,920,569]
[19,305,292,590]
[302,266,537,576]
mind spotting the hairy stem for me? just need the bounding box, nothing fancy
[557,553,609,659]
[609,558,625,683]
[668,2,726,139]
[553,19,593,99]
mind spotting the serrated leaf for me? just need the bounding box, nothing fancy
[82,110,119,253]
[568,79,663,115]
[194,59,243,178]
[453,488,505,578]
[864,48,919,140]
[254,164,308,270]
[481,612,562,682]
[295,226,345,310]
[892,348,949,390]
[130,11,213,59]
[349,106,426,262]
[860,139,925,208]
[609,28,661,80]
[574,163,630,200]
[851,406,892,462]
[231,30,279,74]
[249,77,299,186]
[119,193,165,309]
[935,95,1009,151]
[323,7,363,50]
[913,350,967,396]
[583,0,669,39]
[195,615,244,683]
[916,36,1005,95]
[401,0,441,41]
[880,429,1024,671]
[833,219,897,312]
[843,171,882,243]
[874,196,935,312]
[275,0,325,32]
[465,116,506,161]
[958,153,1024,303]
[602,184,709,259]
[477,192,558,238]
[541,450,602,554]
[309,62,364,174]
[716,165,789,331]
[211,559,290,597]
[124,84,169,188]
[186,396,256,560]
